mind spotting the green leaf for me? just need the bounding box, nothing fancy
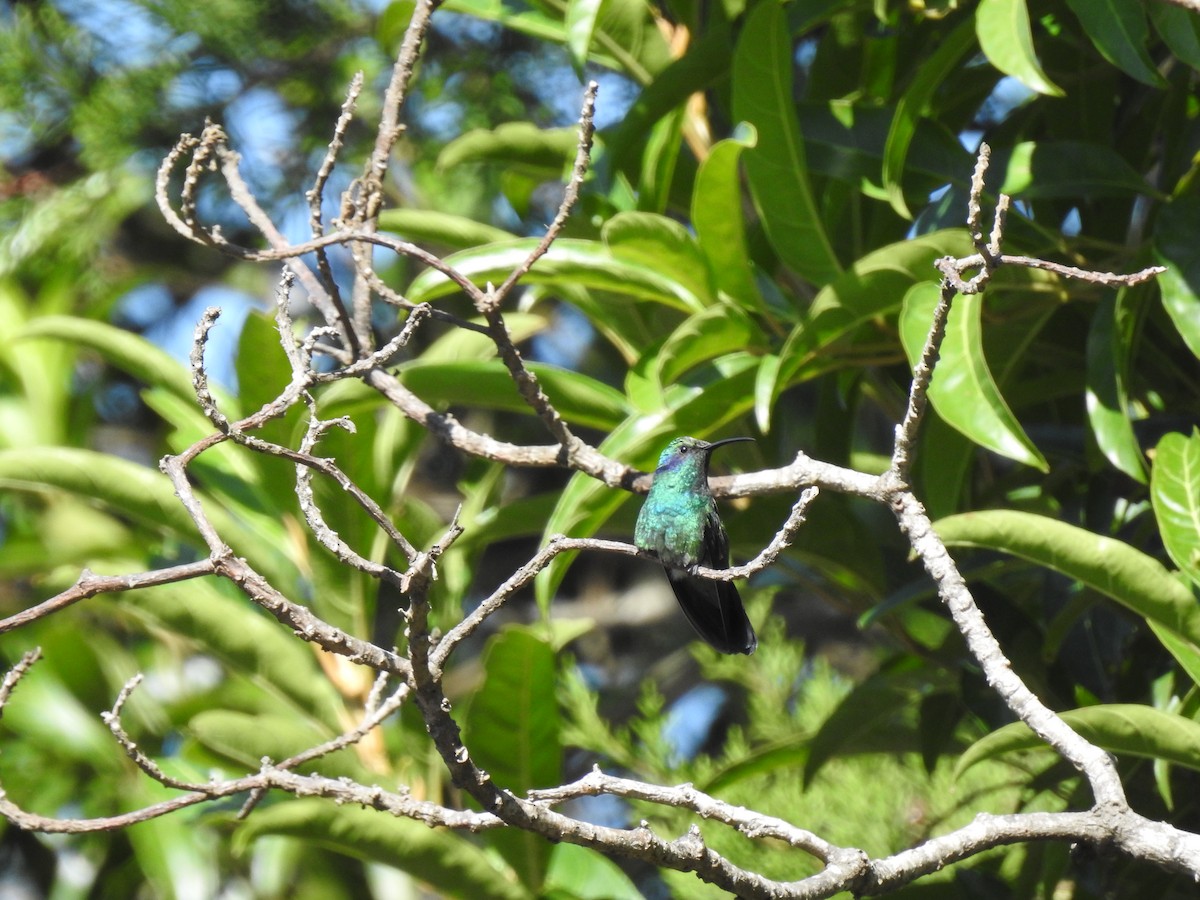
[0,447,207,537]
[957,704,1200,778]
[465,628,562,890]
[975,0,1064,96]
[543,843,642,900]
[406,239,707,311]
[18,315,240,417]
[934,510,1200,648]
[0,447,297,591]
[1149,3,1200,72]
[602,212,716,307]
[654,305,760,390]
[900,283,1047,471]
[1085,293,1146,483]
[378,208,516,249]
[1064,0,1165,87]
[692,125,762,311]
[438,123,577,175]
[998,141,1152,199]
[565,0,604,76]
[234,800,528,900]
[732,1,840,285]
[607,21,732,173]
[1154,198,1200,360]
[1147,620,1200,689]
[125,579,345,730]
[885,17,978,218]
[1151,430,1200,592]
[766,231,975,412]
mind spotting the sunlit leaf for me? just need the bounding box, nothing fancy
[732,1,840,285]
[1085,293,1146,483]
[692,125,762,311]
[1151,430,1200,592]
[935,510,1200,646]
[564,0,604,77]
[378,208,516,249]
[406,239,707,311]
[900,283,1047,470]
[976,0,1064,96]
[957,704,1200,777]
[1154,198,1200,360]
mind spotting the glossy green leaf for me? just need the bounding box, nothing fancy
[378,208,516,249]
[636,103,684,214]
[602,212,716,307]
[901,278,1047,472]
[957,704,1200,778]
[406,239,706,311]
[234,800,528,900]
[732,1,840,285]
[654,305,759,390]
[935,510,1200,647]
[885,17,978,218]
[975,0,1064,96]
[692,125,761,311]
[998,141,1151,199]
[543,843,642,900]
[1151,430,1200,592]
[1154,198,1200,360]
[18,315,240,416]
[438,123,577,174]
[1085,293,1146,483]
[1064,0,1164,87]
[1147,620,1200,689]
[564,0,603,76]
[465,628,562,889]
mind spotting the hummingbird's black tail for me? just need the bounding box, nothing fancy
[667,570,757,655]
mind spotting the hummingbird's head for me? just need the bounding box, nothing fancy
[653,435,754,476]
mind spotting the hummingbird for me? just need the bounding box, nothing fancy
[634,436,757,655]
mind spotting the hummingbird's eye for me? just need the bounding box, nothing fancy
[678,446,689,454]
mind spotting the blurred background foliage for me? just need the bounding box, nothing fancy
[4,0,1200,897]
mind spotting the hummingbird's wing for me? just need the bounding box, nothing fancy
[664,507,757,655]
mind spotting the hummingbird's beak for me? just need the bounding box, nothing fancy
[704,436,755,452]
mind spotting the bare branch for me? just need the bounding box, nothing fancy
[0,561,216,634]
[0,649,42,713]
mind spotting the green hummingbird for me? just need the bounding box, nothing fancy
[634,436,757,655]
